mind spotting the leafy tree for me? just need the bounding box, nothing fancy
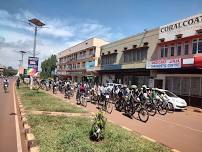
[40,55,57,79]
[3,66,17,76]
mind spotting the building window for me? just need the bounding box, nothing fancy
[177,43,181,56]
[170,46,175,56]
[137,50,141,61]
[161,47,164,57]
[133,50,137,61]
[198,38,202,53]
[164,46,168,57]
[124,48,147,63]
[184,41,189,55]
[101,54,117,65]
[192,39,197,54]
[141,48,147,60]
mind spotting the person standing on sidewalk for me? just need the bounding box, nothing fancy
[16,77,20,89]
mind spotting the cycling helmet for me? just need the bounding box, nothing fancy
[130,85,137,89]
[123,84,127,88]
[142,85,147,89]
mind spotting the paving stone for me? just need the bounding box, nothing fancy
[30,146,39,152]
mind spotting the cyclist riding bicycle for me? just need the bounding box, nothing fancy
[3,78,9,91]
[3,78,9,87]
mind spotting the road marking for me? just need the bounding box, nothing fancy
[154,117,202,134]
[121,126,132,132]
[171,149,181,152]
[141,135,156,143]
[13,83,22,152]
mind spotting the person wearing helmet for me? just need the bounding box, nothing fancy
[142,85,147,93]
[3,77,9,91]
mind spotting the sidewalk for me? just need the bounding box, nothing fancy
[47,90,202,152]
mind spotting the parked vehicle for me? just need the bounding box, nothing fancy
[155,89,187,110]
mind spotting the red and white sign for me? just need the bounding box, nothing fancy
[182,56,202,68]
[159,13,202,41]
[146,58,181,69]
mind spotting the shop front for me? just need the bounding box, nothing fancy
[147,58,202,107]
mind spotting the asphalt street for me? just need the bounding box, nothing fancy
[0,79,27,152]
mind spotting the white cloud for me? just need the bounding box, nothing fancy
[0,9,125,69]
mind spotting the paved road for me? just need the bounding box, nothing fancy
[0,79,27,152]
[51,91,202,152]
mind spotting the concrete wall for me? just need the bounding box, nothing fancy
[100,28,159,68]
[58,38,109,58]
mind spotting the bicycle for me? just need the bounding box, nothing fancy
[124,92,149,122]
[98,93,113,114]
[78,93,87,107]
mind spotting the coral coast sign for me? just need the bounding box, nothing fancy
[146,58,181,69]
[159,13,202,41]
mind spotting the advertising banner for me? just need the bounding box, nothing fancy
[159,13,202,41]
[27,68,36,76]
[85,61,95,71]
[28,57,39,72]
[146,58,181,69]
[101,64,122,70]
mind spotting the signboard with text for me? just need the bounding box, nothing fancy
[85,61,95,71]
[28,57,39,72]
[146,58,181,69]
[159,13,202,41]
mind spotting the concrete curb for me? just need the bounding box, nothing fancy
[16,96,39,152]
[109,121,181,152]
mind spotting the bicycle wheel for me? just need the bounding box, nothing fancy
[168,102,174,112]
[158,103,168,115]
[115,100,120,111]
[145,103,156,116]
[106,101,113,114]
[138,108,149,122]
[82,96,87,107]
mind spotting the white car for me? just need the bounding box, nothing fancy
[106,83,122,91]
[155,89,187,110]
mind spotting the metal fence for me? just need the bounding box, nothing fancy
[165,76,202,107]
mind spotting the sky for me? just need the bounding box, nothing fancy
[0,0,202,69]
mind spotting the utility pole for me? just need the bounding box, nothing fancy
[28,18,45,89]
[19,51,26,66]
[33,26,37,57]
[28,18,45,58]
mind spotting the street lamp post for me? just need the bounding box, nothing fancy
[19,51,26,66]
[28,18,45,89]
[28,18,45,58]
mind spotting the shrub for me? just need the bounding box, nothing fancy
[89,111,107,142]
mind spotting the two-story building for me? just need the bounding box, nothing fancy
[147,13,202,107]
[57,38,108,82]
[97,28,159,87]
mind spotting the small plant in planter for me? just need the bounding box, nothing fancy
[89,111,107,142]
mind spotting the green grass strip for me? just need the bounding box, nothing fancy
[28,114,170,152]
[16,85,86,113]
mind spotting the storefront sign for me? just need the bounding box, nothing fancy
[146,58,181,69]
[101,64,122,70]
[85,61,95,71]
[67,72,83,76]
[159,13,202,41]
[28,57,39,72]
[182,58,194,65]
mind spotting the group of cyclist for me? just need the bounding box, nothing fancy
[43,78,160,104]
